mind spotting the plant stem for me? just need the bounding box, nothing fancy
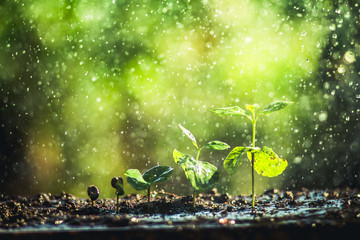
[92,200,94,208]
[252,121,256,148]
[116,194,119,214]
[193,146,200,210]
[147,187,151,213]
[195,148,202,162]
[251,152,255,209]
[251,118,256,209]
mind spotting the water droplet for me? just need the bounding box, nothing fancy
[245,37,252,43]
[293,156,302,164]
[318,112,328,122]
[344,51,356,63]
[337,65,345,74]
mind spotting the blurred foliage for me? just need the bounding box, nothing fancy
[0,0,359,197]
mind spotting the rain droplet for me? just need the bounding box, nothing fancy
[344,51,356,63]
[318,112,328,122]
[337,65,345,74]
[294,156,302,164]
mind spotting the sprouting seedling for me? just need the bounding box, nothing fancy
[87,185,100,207]
[111,177,125,214]
[212,101,292,209]
[173,124,230,209]
[125,165,173,212]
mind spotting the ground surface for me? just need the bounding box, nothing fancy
[1,188,360,239]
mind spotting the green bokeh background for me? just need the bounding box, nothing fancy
[1,0,359,198]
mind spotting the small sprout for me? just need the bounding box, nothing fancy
[125,165,173,212]
[111,177,119,188]
[111,176,125,194]
[111,177,125,213]
[87,185,99,207]
[212,101,292,209]
[174,124,229,209]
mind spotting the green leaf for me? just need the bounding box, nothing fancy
[178,124,198,149]
[224,146,259,174]
[260,101,292,115]
[143,165,174,184]
[204,140,230,151]
[175,151,219,192]
[173,149,188,164]
[125,169,150,190]
[211,106,252,120]
[251,146,288,177]
[245,104,259,114]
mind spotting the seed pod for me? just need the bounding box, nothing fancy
[111,177,122,189]
[87,185,100,201]
[111,177,124,195]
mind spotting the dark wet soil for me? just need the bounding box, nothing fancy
[1,188,360,239]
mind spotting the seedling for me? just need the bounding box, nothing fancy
[87,185,99,207]
[125,165,173,212]
[212,101,292,209]
[173,124,230,209]
[111,177,125,213]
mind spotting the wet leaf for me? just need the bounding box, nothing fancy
[260,101,292,115]
[174,150,219,192]
[204,140,230,151]
[211,106,252,120]
[245,104,259,114]
[178,124,198,149]
[224,146,259,174]
[173,149,188,164]
[125,169,150,190]
[251,146,288,177]
[143,165,174,184]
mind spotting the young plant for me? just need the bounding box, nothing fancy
[125,165,173,212]
[212,101,292,209]
[173,124,230,209]
[87,185,99,207]
[111,177,125,213]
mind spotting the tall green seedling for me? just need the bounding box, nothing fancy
[212,101,292,209]
[173,124,230,209]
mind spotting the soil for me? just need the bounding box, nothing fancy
[1,188,360,240]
